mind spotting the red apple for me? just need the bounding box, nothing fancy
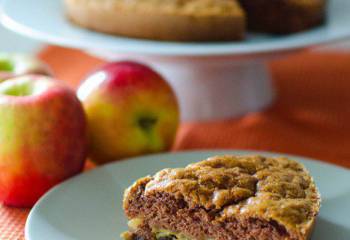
[77,61,179,164]
[0,53,51,81]
[0,75,87,207]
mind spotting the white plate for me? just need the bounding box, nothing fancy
[25,150,350,240]
[1,0,350,56]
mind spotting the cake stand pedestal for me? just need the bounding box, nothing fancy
[91,52,278,121]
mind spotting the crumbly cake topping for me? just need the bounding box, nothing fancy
[141,155,320,233]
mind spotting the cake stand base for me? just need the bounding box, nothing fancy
[90,52,275,121]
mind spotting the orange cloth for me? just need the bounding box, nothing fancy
[1,46,350,239]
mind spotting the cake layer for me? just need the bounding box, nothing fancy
[122,155,321,240]
[124,189,293,240]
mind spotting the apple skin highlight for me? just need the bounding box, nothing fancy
[78,61,180,164]
[0,75,87,207]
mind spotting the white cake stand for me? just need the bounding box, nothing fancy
[2,0,350,121]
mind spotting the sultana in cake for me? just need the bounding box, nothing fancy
[122,155,320,240]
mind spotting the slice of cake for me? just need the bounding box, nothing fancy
[64,0,246,41]
[238,0,327,34]
[122,155,320,240]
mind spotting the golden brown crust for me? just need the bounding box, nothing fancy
[124,155,320,240]
[64,0,245,41]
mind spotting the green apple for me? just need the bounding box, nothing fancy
[77,61,179,164]
[0,75,87,207]
[0,53,51,81]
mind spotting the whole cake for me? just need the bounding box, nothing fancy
[64,0,246,41]
[122,155,321,240]
[64,0,327,41]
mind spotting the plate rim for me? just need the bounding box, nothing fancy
[25,149,349,240]
[2,0,350,57]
